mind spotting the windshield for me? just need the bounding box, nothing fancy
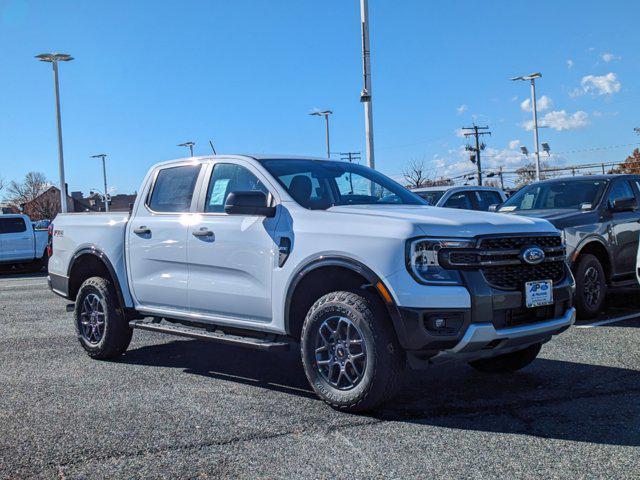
[415,190,445,205]
[501,179,608,211]
[261,159,427,210]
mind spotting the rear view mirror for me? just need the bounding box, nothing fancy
[611,197,636,212]
[224,191,276,217]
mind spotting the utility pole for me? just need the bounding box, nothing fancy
[36,53,74,213]
[359,0,375,169]
[340,152,361,192]
[90,154,109,212]
[462,125,491,186]
[498,166,504,190]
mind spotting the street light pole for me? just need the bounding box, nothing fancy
[91,154,109,211]
[359,0,375,169]
[36,53,74,213]
[309,110,333,158]
[178,142,195,157]
[511,72,542,182]
[530,78,541,182]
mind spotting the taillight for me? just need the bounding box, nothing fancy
[47,223,54,257]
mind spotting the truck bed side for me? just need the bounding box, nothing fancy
[48,213,134,307]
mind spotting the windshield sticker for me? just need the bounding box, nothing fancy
[499,206,517,212]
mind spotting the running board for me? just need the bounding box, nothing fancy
[129,320,291,351]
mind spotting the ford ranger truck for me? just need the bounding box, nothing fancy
[0,214,49,270]
[48,155,576,412]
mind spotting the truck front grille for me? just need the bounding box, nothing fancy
[440,234,567,291]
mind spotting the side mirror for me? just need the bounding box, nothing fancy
[488,204,499,212]
[611,197,637,212]
[224,191,276,217]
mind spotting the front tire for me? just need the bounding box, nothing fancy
[74,276,132,359]
[300,291,404,412]
[469,342,542,373]
[574,254,606,319]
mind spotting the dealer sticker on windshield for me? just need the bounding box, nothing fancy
[525,280,553,308]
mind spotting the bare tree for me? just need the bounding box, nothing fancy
[515,161,550,187]
[403,159,428,189]
[0,176,4,196]
[6,172,59,219]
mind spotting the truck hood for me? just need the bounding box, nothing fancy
[327,205,557,237]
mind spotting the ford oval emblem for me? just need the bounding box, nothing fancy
[522,246,545,265]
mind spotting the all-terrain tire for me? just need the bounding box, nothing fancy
[574,253,606,319]
[468,342,542,373]
[301,291,404,412]
[74,276,132,360]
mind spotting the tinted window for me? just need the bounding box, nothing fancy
[444,192,474,210]
[148,165,201,213]
[476,191,503,211]
[0,217,27,234]
[501,179,607,211]
[607,180,636,208]
[205,163,268,213]
[261,159,426,210]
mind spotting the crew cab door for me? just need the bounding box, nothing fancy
[187,160,278,323]
[127,163,203,311]
[0,217,34,262]
[606,178,640,278]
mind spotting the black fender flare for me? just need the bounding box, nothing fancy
[67,247,127,308]
[283,256,402,336]
[571,236,612,270]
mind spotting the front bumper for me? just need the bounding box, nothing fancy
[389,265,574,356]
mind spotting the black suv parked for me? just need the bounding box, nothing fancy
[496,174,640,318]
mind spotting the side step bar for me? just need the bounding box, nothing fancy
[129,320,291,351]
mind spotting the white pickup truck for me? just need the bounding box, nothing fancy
[48,155,575,411]
[0,214,49,270]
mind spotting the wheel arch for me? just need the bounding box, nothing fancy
[67,248,126,308]
[284,256,401,340]
[572,237,612,282]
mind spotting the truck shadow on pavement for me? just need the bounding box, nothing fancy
[121,339,640,447]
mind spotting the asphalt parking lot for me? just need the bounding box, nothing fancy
[1,272,639,479]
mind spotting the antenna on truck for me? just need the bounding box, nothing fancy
[209,140,217,155]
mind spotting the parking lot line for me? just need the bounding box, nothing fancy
[576,312,640,329]
[0,282,48,289]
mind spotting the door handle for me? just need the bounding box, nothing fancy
[134,226,151,235]
[192,228,214,238]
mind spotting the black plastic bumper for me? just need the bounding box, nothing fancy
[391,267,574,352]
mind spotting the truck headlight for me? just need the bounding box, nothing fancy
[406,237,475,285]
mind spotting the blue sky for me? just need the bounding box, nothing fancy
[0,0,638,194]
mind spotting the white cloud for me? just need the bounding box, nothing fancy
[567,59,574,69]
[522,110,589,131]
[601,52,620,63]
[508,139,520,150]
[457,104,468,114]
[578,73,621,96]
[455,128,466,138]
[520,95,553,112]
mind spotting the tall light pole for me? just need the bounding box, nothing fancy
[36,53,73,213]
[359,0,375,169]
[91,154,109,212]
[309,110,333,158]
[178,141,195,157]
[511,72,542,181]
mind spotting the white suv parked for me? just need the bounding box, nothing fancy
[48,155,575,411]
[412,185,507,211]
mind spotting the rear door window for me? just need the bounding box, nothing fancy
[476,191,503,211]
[444,191,474,210]
[0,217,27,234]
[147,165,201,213]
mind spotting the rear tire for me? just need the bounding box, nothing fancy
[74,276,132,359]
[469,342,542,373]
[574,254,606,319]
[301,291,404,412]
